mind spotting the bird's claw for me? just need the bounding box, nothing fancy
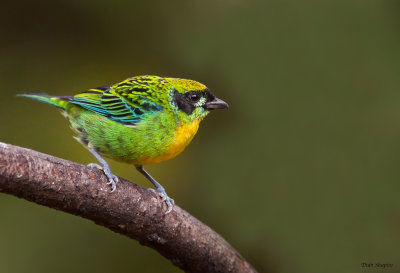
[88,163,118,192]
[149,188,175,213]
[88,163,104,170]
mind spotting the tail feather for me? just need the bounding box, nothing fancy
[18,93,70,110]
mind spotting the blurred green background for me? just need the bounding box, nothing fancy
[1,0,400,272]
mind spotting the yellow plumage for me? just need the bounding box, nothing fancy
[138,120,200,165]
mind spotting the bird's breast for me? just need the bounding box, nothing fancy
[168,119,200,154]
[138,119,200,165]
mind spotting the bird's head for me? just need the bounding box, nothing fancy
[166,78,229,123]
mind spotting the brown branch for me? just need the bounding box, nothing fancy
[0,141,257,273]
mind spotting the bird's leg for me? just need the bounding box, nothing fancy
[87,148,118,192]
[135,165,174,213]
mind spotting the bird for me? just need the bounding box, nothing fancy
[19,75,228,213]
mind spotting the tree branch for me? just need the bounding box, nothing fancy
[0,141,257,273]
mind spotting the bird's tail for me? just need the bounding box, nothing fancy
[18,93,71,110]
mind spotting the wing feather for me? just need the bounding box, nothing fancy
[67,84,162,125]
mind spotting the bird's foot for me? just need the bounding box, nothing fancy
[88,163,102,169]
[88,163,118,192]
[149,188,175,213]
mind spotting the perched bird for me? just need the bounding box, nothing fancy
[19,75,228,213]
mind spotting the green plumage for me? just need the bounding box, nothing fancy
[19,75,228,212]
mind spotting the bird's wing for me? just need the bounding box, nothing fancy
[68,84,162,125]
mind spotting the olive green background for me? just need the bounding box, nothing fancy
[1,0,400,272]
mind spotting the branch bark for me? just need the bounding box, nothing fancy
[0,141,257,273]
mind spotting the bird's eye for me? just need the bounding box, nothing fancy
[188,93,200,103]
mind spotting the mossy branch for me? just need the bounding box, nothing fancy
[0,141,257,273]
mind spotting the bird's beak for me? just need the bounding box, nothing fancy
[204,98,229,110]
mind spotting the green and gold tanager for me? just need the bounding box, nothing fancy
[19,75,228,213]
